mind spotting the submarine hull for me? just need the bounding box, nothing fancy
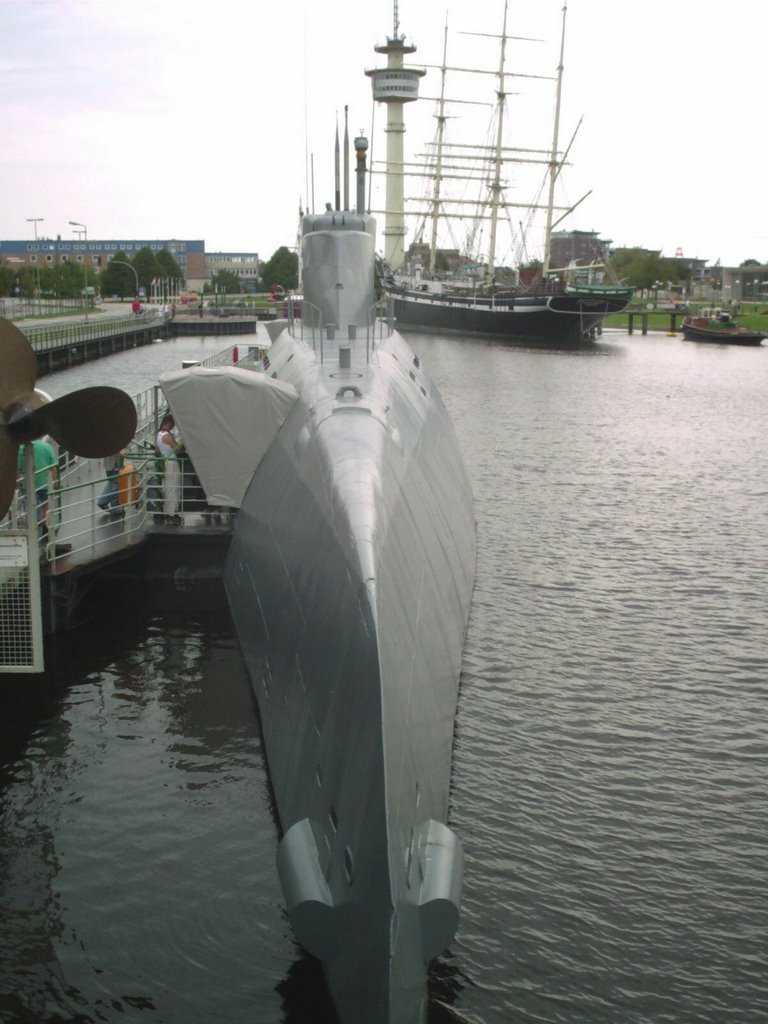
[224,318,475,1021]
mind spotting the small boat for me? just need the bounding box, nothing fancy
[157,135,476,1023]
[681,312,767,346]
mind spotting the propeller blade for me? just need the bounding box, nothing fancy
[0,318,38,407]
[34,387,138,457]
[0,431,20,521]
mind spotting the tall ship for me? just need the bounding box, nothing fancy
[162,137,476,1021]
[372,1,633,343]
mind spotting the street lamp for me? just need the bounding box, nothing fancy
[26,217,43,313]
[69,220,89,320]
[110,260,139,298]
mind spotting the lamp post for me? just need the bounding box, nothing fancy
[69,220,89,320]
[110,260,139,299]
[26,217,43,314]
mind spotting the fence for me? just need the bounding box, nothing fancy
[20,309,167,353]
[285,295,396,361]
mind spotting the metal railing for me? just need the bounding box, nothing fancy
[0,344,262,567]
[285,295,395,362]
[0,298,93,319]
[19,309,167,351]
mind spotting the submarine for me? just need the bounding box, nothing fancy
[161,134,476,1022]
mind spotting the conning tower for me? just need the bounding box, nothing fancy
[302,135,376,334]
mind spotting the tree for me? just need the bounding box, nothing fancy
[156,249,184,282]
[45,260,86,299]
[100,251,137,298]
[0,262,15,297]
[261,246,298,290]
[207,269,241,295]
[0,263,33,297]
[132,247,161,294]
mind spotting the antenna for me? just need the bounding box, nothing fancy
[344,105,350,212]
[334,113,341,211]
[393,0,399,38]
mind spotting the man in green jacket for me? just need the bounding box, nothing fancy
[17,437,59,538]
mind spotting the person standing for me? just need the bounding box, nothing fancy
[17,437,59,540]
[98,450,124,515]
[156,414,183,525]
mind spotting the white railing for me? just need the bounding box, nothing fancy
[0,343,262,569]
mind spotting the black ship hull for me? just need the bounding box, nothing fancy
[390,287,633,342]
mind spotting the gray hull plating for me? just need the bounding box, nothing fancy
[224,220,475,1023]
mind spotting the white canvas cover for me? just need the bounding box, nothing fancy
[159,365,298,507]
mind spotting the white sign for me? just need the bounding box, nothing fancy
[0,536,29,569]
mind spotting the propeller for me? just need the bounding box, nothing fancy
[0,317,138,520]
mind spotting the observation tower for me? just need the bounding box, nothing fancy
[366,4,425,269]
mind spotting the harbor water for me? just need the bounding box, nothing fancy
[1,329,767,1023]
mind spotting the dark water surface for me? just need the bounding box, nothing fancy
[2,330,767,1023]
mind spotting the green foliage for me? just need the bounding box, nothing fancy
[206,269,241,294]
[131,247,160,293]
[606,249,692,295]
[100,251,137,298]
[50,261,88,298]
[156,249,183,280]
[128,247,184,294]
[0,262,15,296]
[262,246,298,290]
[0,262,31,296]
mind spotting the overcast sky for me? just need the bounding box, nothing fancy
[2,0,765,267]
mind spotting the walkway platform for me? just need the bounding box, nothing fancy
[32,455,234,633]
[1,342,267,663]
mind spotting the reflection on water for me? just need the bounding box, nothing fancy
[2,331,768,1023]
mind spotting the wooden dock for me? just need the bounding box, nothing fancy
[625,310,686,335]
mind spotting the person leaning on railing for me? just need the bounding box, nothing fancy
[155,414,184,525]
[17,437,59,541]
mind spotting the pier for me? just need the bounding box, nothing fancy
[625,309,687,335]
[0,344,261,672]
[21,308,169,375]
[13,303,281,376]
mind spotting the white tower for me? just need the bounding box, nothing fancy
[366,4,425,269]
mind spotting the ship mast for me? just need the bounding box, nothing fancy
[542,2,567,277]
[428,20,450,275]
[486,0,510,280]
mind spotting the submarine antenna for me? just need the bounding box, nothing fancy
[343,105,350,212]
[334,113,341,212]
[355,132,368,215]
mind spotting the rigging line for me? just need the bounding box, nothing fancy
[416,62,554,82]
[428,15,450,273]
[542,0,568,276]
[368,98,376,214]
[303,14,311,213]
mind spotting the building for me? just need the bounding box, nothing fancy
[0,238,259,292]
[721,263,768,303]
[202,251,261,292]
[549,229,614,268]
